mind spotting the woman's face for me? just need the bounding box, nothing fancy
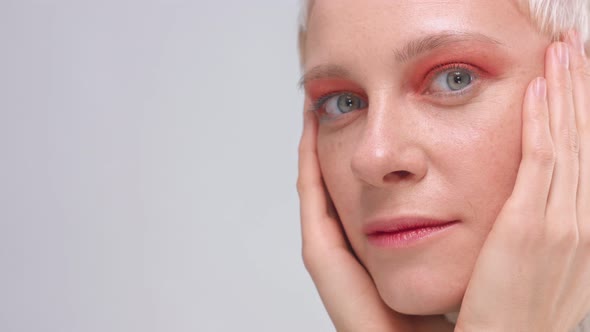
[302,0,553,315]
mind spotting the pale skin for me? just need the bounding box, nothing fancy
[297,0,590,331]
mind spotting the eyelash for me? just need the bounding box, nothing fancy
[309,62,479,114]
[422,62,479,97]
[309,92,349,114]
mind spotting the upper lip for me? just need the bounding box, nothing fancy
[363,216,459,235]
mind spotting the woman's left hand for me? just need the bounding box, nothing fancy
[455,31,590,331]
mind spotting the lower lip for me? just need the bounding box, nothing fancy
[367,221,459,249]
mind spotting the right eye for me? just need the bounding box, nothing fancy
[316,93,368,117]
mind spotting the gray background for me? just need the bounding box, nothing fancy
[0,1,333,331]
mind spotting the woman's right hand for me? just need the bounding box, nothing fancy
[297,110,454,332]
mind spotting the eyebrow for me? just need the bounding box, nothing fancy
[394,31,504,62]
[298,64,351,89]
[298,31,505,88]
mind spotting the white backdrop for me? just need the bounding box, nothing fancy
[0,1,332,331]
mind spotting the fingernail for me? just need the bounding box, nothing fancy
[554,43,570,68]
[567,29,586,57]
[534,77,546,99]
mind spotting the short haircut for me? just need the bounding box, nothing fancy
[297,0,590,65]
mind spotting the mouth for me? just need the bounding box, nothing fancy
[364,217,459,249]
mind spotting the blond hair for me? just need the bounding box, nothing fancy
[297,0,590,64]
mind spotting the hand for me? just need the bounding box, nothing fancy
[455,31,590,332]
[297,110,454,332]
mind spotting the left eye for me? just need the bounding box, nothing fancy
[322,93,367,116]
[429,67,474,93]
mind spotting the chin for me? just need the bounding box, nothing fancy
[372,265,470,315]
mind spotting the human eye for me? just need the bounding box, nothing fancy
[311,92,368,119]
[424,63,478,97]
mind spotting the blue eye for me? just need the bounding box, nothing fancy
[316,93,367,117]
[429,67,474,94]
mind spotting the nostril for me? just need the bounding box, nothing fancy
[383,170,412,182]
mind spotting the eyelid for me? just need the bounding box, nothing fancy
[310,92,338,113]
[309,91,367,114]
[421,62,481,97]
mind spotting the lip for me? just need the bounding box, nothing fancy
[364,216,459,249]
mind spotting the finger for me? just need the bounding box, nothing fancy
[563,32,590,320]
[545,42,579,224]
[297,111,346,249]
[565,30,590,234]
[297,111,327,231]
[507,77,553,217]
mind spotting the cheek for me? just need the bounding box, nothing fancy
[317,137,337,180]
[317,130,343,175]
[318,131,348,182]
[457,100,523,229]
[317,131,345,187]
[317,130,360,220]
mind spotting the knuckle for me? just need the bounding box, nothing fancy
[544,224,579,251]
[501,199,526,218]
[529,142,556,166]
[297,176,322,196]
[579,225,590,249]
[505,222,537,245]
[301,246,320,274]
[495,204,542,242]
[298,141,307,156]
[296,178,307,195]
[575,57,590,79]
[529,103,548,123]
[582,131,590,151]
[564,127,580,155]
[508,219,542,244]
[554,79,574,94]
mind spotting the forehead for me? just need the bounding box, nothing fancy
[304,0,541,69]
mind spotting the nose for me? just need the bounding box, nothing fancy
[350,98,429,188]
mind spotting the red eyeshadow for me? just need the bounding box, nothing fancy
[304,79,366,101]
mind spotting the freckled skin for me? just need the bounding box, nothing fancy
[303,0,553,315]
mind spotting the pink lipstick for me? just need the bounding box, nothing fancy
[364,217,459,248]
